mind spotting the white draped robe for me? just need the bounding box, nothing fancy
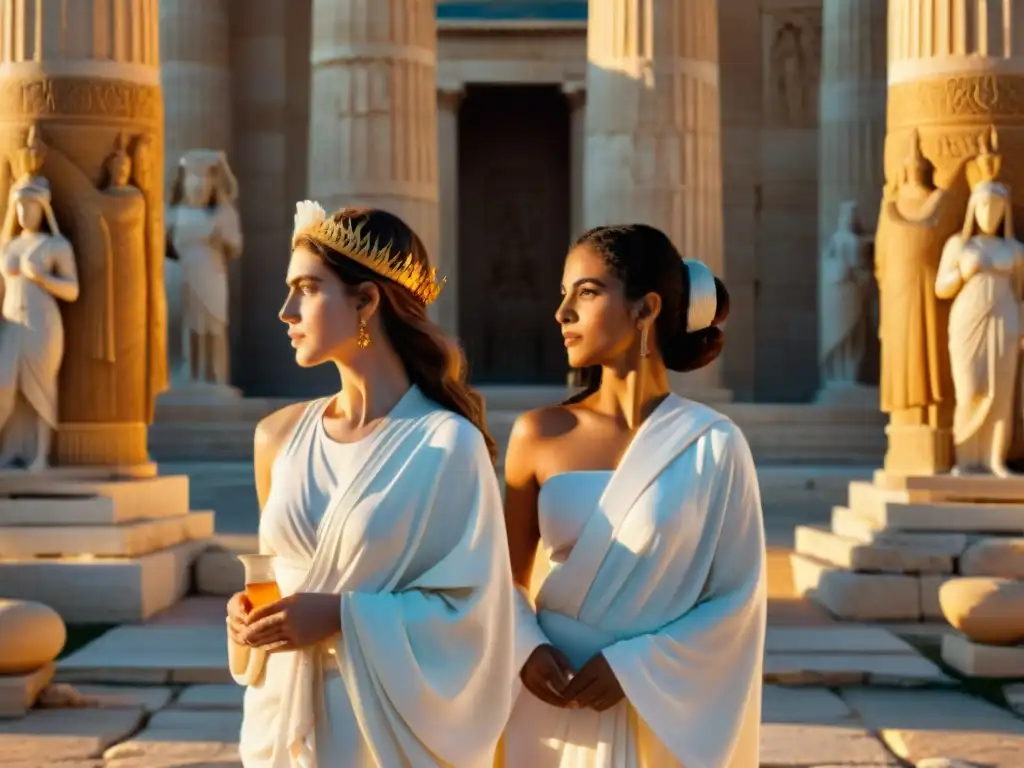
[504,396,767,768]
[230,388,516,767]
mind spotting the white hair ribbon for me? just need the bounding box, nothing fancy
[683,259,718,333]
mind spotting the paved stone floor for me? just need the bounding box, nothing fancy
[1,463,1022,766]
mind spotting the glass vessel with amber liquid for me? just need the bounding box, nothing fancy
[238,554,282,609]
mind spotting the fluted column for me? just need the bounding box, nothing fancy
[562,81,586,241]
[436,83,463,337]
[879,0,1024,475]
[307,0,440,266]
[817,0,887,246]
[584,0,726,396]
[884,1,1024,203]
[0,0,166,467]
[159,0,232,384]
[815,0,887,405]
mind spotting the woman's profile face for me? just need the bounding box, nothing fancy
[556,244,636,369]
[279,245,361,368]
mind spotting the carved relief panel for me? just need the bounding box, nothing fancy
[761,4,822,128]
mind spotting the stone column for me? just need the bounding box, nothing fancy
[307,0,440,267]
[159,0,233,385]
[584,0,728,398]
[814,0,887,405]
[436,83,463,337]
[231,0,293,393]
[562,81,586,241]
[0,0,166,467]
[880,0,1024,475]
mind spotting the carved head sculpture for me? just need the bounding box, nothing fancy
[169,150,238,209]
[837,201,863,235]
[1,125,62,243]
[962,128,1013,240]
[104,132,133,189]
[900,129,934,189]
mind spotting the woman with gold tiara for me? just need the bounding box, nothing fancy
[226,204,516,767]
[501,225,767,767]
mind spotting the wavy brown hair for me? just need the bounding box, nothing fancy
[293,207,497,463]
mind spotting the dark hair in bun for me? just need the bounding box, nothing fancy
[564,224,729,402]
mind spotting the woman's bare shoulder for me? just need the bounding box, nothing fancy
[254,400,315,456]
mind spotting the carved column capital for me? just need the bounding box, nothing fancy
[562,80,586,111]
[437,83,465,112]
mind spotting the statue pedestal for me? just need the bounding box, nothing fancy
[790,470,1024,676]
[0,470,216,624]
[159,382,242,405]
[814,383,878,409]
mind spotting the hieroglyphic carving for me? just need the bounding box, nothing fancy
[887,75,1024,128]
[0,78,162,124]
[763,8,822,127]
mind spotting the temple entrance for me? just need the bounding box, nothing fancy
[457,84,571,384]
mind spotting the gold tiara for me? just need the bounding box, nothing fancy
[291,201,445,306]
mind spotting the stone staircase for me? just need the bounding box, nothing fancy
[151,386,888,465]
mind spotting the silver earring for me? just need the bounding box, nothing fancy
[640,326,650,358]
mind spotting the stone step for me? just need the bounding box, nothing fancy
[942,632,1024,678]
[789,552,923,621]
[0,663,53,719]
[874,470,1024,502]
[830,505,970,555]
[0,539,210,624]
[0,511,214,559]
[794,524,954,575]
[0,475,191,526]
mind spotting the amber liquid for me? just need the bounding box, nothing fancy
[245,580,282,609]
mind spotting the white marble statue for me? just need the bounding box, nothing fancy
[819,200,875,387]
[935,130,1024,476]
[0,128,80,471]
[166,150,242,388]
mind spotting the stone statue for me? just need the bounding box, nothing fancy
[0,127,80,471]
[49,128,166,468]
[819,200,875,387]
[166,150,242,387]
[874,128,963,475]
[935,129,1024,476]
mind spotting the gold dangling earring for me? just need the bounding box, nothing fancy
[640,325,650,358]
[357,318,371,349]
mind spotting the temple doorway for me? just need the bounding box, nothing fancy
[457,84,571,384]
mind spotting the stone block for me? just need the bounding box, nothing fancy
[795,524,953,574]
[919,574,955,621]
[830,506,969,555]
[0,539,207,624]
[864,499,1024,533]
[960,537,1024,579]
[195,547,244,596]
[0,474,190,525]
[40,684,176,713]
[761,684,856,724]
[103,709,242,767]
[841,687,1024,767]
[0,707,145,763]
[759,722,899,766]
[171,684,244,711]
[875,470,1024,502]
[1004,682,1024,716]
[941,632,1024,678]
[0,662,53,718]
[764,653,952,687]
[58,626,229,686]
[789,553,921,620]
[765,626,916,655]
[0,511,214,558]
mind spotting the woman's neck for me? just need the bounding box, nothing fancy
[331,343,410,428]
[593,359,671,431]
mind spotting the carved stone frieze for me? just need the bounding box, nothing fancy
[0,78,162,125]
[887,74,1024,129]
[762,7,823,127]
